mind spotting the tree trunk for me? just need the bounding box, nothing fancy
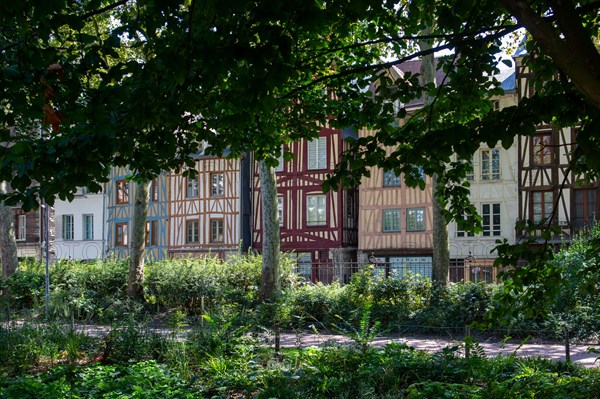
[431,175,450,284]
[127,179,150,299]
[258,160,281,302]
[419,27,450,285]
[0,181,19,277]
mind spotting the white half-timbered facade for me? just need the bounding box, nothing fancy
[448,70,519,281]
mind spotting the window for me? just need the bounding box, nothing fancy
[481,149,500,180]
[406,208,425,231]
[382,209,401,232]
[482,203,501,237]
[456,215,474,237]
[210,219,224,242]
[383,169,401,187]
[116,180,129,204]
[277,196,284,226]
[389,256,432,279]
[574,189,597,229]
[116,222,128,247]
[211,173,224,197]
[307,136,327,170]
[532,133,552,165]
[83,214,94,240]
[62,215,74,240]
[532,191,554,223]
[306,194,326,226]
[146,220,158,246]
[150,179,159,202]
[186,220,199,243]
[466,155,475,182]
[347,191,356,223]
[187,177,199,198]
[274,146,285,172]
[15,213,26,241]
[296,253,312,281]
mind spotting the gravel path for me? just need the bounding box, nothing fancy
[4,321,598,367]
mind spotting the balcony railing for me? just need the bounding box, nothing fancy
[515,218,597,240]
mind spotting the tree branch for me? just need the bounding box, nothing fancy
[81,0,130,20]
[500,0,600,112]
[301,24,520,65]
[285,25,519,99]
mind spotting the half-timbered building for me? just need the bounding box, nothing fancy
[356,63,445,279]
[357,128,434,279]
[253,127,358,283]
[168,151,251,259]
[515,53,598,240]
[12,207,51,260]
[448,69,519,282]
[105,167,169,261]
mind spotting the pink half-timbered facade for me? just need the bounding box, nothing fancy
[168,152,251,259]
[253,127,358,282]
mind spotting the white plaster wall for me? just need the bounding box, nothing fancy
[53,191,105,260]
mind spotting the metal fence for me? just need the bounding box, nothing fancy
[293,260,502,285]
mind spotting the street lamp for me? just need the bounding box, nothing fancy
[465,251,477,282]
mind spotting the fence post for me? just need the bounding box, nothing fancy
[564,326,571,363]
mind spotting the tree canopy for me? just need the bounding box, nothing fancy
[2,0,599,212]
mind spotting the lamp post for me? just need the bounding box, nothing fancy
[465,251,476,282]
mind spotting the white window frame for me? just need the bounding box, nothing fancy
[307,136,327,170]
[306,194,326,226]
[383,169,401,187]
[186,220,199,243]
[63,214,74,241]
[274,145,285,172]
[456,214,475,238]
[406,208,425,231]
[210,219,224,243]
[277,196,284,226]
[16,214,26,241]
[382,209,401,232]
[211,173,224,197]
[83,214,94,240]
[187,177,199,198]
[482,203,501,237]
[466,155,475,182]
[481,149,500,180]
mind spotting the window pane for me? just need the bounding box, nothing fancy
[383,169,401,187]
[307,195,326,225]
[382,209,401,232]
[407,208,424,231]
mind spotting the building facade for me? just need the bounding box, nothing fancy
[53,187,105,260]
[253,126,358,282]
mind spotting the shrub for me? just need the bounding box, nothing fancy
[1,270,44,311]
[48,258,129,321]
[145,258,221,313]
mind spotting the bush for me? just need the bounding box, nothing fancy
[48,258,129,321]
[1,271,44,311]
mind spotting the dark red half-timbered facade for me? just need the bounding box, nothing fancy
[252,126,358,282]
[516,54,599,240]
